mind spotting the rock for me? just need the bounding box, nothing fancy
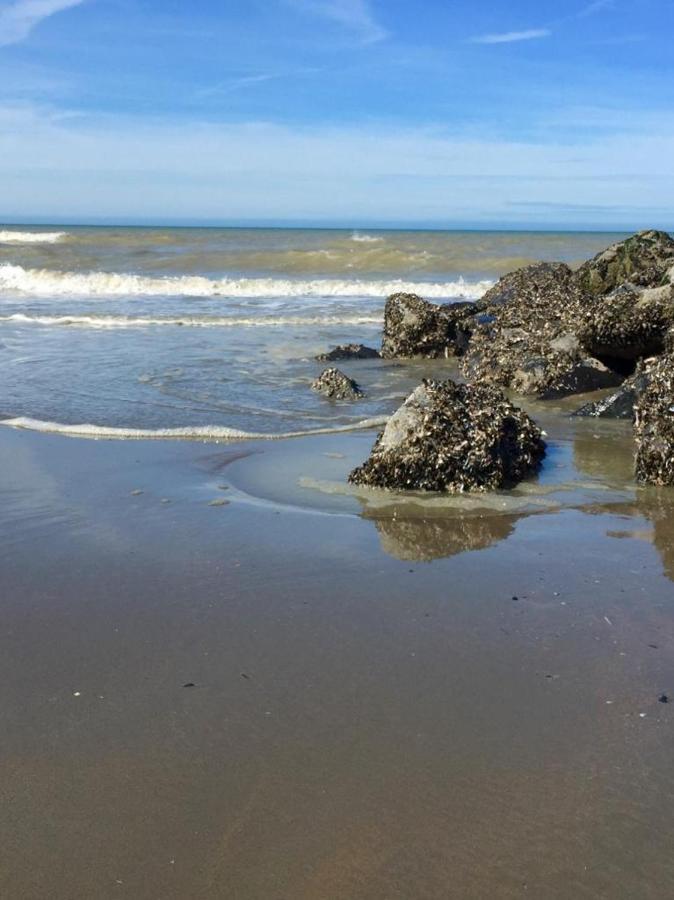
[348,378,546,493]
[381,293,478,359]
[576,283,674,363]
[537,357,623,400]
[316,343,380,361]
[311,368,363,401]
[462,263,588,392]
[635,354,674,485]
[574,230,674,296]
[573,362,653,419]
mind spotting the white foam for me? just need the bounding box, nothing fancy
[351,232,383,244]
[0,264,493,301]
[1,415,388,442]
[0,231,68,244]
[0,312,383,329]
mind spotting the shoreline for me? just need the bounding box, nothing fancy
[2,424,674,897]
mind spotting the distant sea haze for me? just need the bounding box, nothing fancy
[0,225,625,440]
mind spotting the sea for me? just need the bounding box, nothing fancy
[0,226,626,440]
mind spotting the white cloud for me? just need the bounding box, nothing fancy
[1,103,673,226]
[471,29,552,45]
[287,0,387,44]
[0,0,86,47]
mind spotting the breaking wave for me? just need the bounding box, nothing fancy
[0,312,383,329]
[0,231,68,244]
[351,232,383,244]
[0,263,492,300]
[1,414,389,442]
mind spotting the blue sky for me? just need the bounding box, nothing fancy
[0,0,673,228]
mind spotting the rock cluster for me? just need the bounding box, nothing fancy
[316,343,380,361]
[311,368,363,401]
[339,229,674,492]
[349,378,546,493]
[635,355,674,485]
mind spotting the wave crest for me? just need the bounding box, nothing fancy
[0,312,382,329]
[1,415,389,442]
[0,263,492,300]
[0,231,68,244]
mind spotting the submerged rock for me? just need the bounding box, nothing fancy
[311,368,363,401]
[348,378,546,493]
[574,229,674,296]
[316,343,381,361]
[573,362,653,419]
[635,355,674,485]
[381,292,477,359]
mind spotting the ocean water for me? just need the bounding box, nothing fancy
[0,225,626,438]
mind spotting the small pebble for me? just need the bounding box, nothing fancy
[659,694,669,704]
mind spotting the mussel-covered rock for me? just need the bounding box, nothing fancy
[576,283,674,363]
[574,361,653,419]
[635,354,674,485]
[381,292,477,359]
[311,368,363,401]
[462,263,588,392]
[316,343,381,361]
[574,230,674,296]
[536,357,623,400]
[348,378,546,493]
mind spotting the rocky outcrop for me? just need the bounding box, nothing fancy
[573,361,653,419]
[349,378,545,493]
[574,230,674,296]
[635,355,674,485]
[316,344,381,361]
[461,263,589,394]
[576,283,674,363]
[380,293,477,359]
[311,368,363,401]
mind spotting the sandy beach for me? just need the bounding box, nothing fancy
[1,414,674,899]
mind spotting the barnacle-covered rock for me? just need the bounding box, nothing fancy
[311,367,363,401]
[348,378,546,493]
[635,354,674,485]
[316,343,380,361]
[574,230,674,296]
[461,264,588,393]
[381,292,478,359]
[578,283,674,363]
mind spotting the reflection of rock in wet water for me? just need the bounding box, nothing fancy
[572,427,634,484]
[640,491,674,582]
[594,490,674,583]
[368,512,519,562]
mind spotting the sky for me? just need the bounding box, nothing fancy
[0,0,673,228]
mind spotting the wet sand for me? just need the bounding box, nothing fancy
[1,420,674,899]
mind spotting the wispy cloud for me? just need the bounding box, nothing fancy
[470,28,552,45]
[0,0,86,47]
[196,67,320,100]
[287,0,387,44]
[578,0,615,18]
